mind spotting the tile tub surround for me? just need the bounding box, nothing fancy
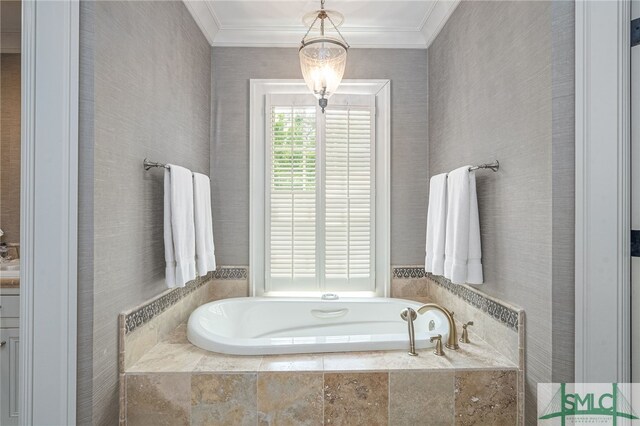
[392,267,523,364]
[121,266,524,424]
[118,267,249,424]
[392,266,525,425]
[120,267,249,371]
[122,323,520,425]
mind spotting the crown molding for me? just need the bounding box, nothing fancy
[184,0,458,49]
[183,0,219,46]
[420,0,460,47]
[212,28,428,48]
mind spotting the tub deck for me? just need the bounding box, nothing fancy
[128,323,516,374]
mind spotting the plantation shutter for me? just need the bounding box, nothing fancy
[324,102,375,290]
[266,96,318,291]
[265,93,375,293]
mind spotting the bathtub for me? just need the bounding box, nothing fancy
[187,297,449,355]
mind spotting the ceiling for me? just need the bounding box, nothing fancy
[183,0,460,48]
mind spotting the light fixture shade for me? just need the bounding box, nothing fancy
[299,38,347,102]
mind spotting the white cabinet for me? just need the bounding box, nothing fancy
[0,327,19,426]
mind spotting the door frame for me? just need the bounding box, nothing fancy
[19,0,79,424]
[575,0,631,382]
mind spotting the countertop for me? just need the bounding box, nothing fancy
[0,278,19,289]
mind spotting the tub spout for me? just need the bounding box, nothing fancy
[417,303,459,350]
[400,307,418,356]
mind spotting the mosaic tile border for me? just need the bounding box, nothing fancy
[392,267,520,331]
[124,267,248,334]
[393,267,427,279]
[212,267,248,280]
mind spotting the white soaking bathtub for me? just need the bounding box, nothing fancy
[187,297,450,355]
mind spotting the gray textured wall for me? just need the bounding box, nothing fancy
[211,47,429,266]
[428,1,574,423]
[551,0,575,384]
[0,53,21,243]
[78,1,211,424]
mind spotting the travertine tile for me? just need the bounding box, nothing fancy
[446,342,517,370]
[118,373,126,426]
[323,372,389,426]
[457,308,519,366]
[122,279,215,372]
[209,279,249,301]
[324,350,452,372]
[391,278,430,299]
[195,351,263,372]
[382,349,452,370]
[323,351,390,371]
[156,302,187,343]
[390,371,454,425]
[427,278,521,368]
[257,373,323,425]
[164,323,188,344]
[454,370,517,425]
[126,374,190,426]
[191,373,257,426]
[128,343,205,373]
[118,315,126,373]
[124,321,159,370]
[260,354,324,372]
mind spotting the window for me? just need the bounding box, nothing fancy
[250,80,390,297]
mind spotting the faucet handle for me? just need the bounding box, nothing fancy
[459,321,474,343]
[430,334,445,356]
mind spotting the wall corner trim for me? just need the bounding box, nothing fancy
[20,1,80,424]
[574,0,631,383]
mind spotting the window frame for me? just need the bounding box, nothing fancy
[250,79,390,298]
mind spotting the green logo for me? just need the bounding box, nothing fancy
[539,383,639,425]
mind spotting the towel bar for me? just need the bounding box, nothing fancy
[143,158,169,171]
[469,160,499,172]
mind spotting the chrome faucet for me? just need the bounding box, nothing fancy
[417,303,459,350]
[400,307,418,356]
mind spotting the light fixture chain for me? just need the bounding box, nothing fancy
[301,13,320,43]
[325,13,350,48]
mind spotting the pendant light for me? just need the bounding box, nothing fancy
[299,0,349,113]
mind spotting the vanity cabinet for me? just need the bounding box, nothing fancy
[0,327,19,425]
[1,289,20,426]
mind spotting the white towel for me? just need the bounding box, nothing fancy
[443,166,483,284]
[164,165,197,288]
[425,173,448,275]
[193,172,216,276]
